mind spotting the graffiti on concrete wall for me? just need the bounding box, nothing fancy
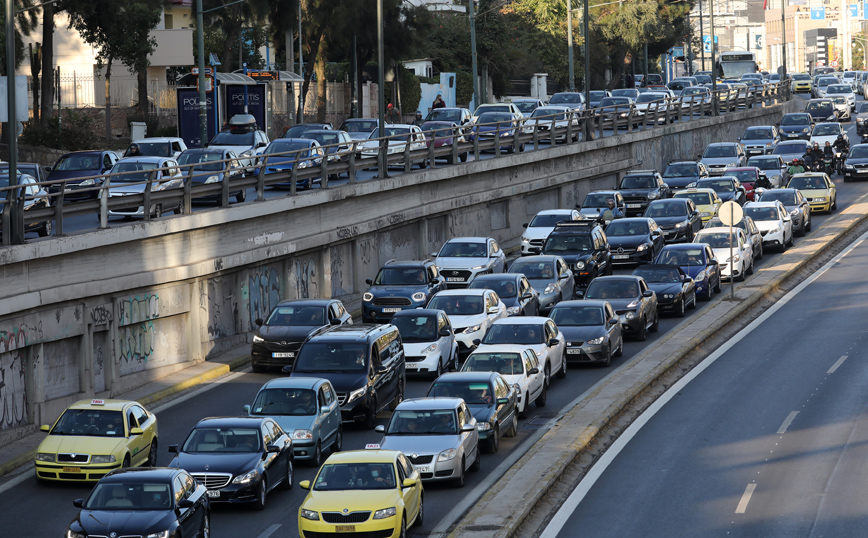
[119,294,160,326]
[291,258,318,300]
[200,279,240,341]
[247,267,281,326]
[0,325,30,430]
[330,245,352,297]
[119,321,156,366]
[90,305,112,325]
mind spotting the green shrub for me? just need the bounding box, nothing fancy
[385,67,422,115]
[20,109,99,151]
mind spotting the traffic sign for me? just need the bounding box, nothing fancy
[816,61,825,67]
[719,201,743,226]
[831,60,839,67]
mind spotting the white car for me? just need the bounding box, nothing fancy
[511,98,545,116]
[809,122,847,148]
[427,289,507,358]
[462,345,546,417]
[207,114,270,171]
[358,124,427,168]
[742,201,794,251]
[432,236,507,288]
[127,137,187,159]
[633,92,673,122]
[390,309,459,377]
[474,317,567,387]
[824,84,856,110]
[106,157,184,218]
[679,86,713,111]
[693,227,754,282]
[523,106,579,141]
[470,102,524,124]
[520,209,583,255]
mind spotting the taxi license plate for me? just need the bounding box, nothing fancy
[206,490,220,498]
[446,277,465,282]
[613,255,629,260]
[336,525,355,532]
[382,307,401,313]
[627,204,642,208]
[566,348,582,354]
[272,352,295,358]
[62,467,81,473]
[416,465,430,473]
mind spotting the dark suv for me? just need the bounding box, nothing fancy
[541,221,612,295]
[287,324,406,428]
[662,161,709,191]
[362,260,446,323]
[616,170,671,216]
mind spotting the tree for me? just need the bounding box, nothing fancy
[40,1,56,126]
[64,0,163,140]
[28,42,39,121]
[0,0,38,76]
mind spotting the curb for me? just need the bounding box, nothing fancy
[448,193,868,538]
[0,354,251,481]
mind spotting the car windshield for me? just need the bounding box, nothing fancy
[530,109,566,120]
[387,409,458,435]
[391,314,438,342]
[549,305,605,326]
[748,158,779,170]
[600,97,630,106]
[645,201,686,217]
[773,143,806,155]
[374,267,427,285]
[582,193,614,208]
[633,267,683,283]
[439,242,487,257]
[741,129,773,140]
[606,220,649,236]
[585,280,639,299]
[703,145,737,158]
[589,91,608,100]
[543,235,591,253]
[301,132,341,146]
[265,305,326,326]
[695,232,738,248]
[788,176,827,190]
[636,94,666,104]
[210,131,255,146]
[469,278,518,298]
[182,427,262,453]
[858,103,868,114]
[50,409,125,437]
[612,89,637,97]
[529,213,572,227]
[792,74,811,80]
[657,248,706,266]
[135,142,172,157]
[369,127,410,141]
[477,112,514,124]
[826,85,850,94]
[513,101,538,113]
[549,93,583,104]
[265,141,311,155]
[285,125,323,138]
[54,154,101,171]
[694,75,712,84]
[420,123,454,138]
[429,381,495,404]
[482,323,545,344]
[463,353,524,375]
[831,97,847,105]
[682,87,708,96]
[476,105,511,115]
[177,151,226,171]
[743,206,780,221]
[697,179,735,192]
[110,162,160,183]
[85,481,173,511]
[668,82,688,90]
[760,191,797,205]
[314,463,397,491]
[674,192,713,205]
[427,295,485,315]
[707,217,747,231]
[510,260,558,278]
[293,343,368,373]
[663,164,697,177]
[619,176,656,189]
[250,388,317,416]
[425,109,461,122]
[780,115,810,125]
[341,120,378,134]
[849,147,868,159]
[806,102,832,113]
[813,125,839,136]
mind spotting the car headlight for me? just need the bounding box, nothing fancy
[675,221,687,228]
[346,386,367,404]
[91,455,116,464]
[240,150,254,157]
[587,336,605,345]
[232,469,259,485]
[363,292,374,302]
[624,311,636,320]
[827,116,836,121]
[412,292,427,302]
[701,211,712,217]
[477,422,492,431]
[145,532,170,538]
[291,430,313,440]
[301,509,320,521]
[789,209,799,217]
[298,161,311,168]
[506,306,521,316]
[438,449,458,462]
[36,452,56,462]
[79,178,95,186]
[205,175,220,184]
[695,269,707,281]
[575,260,586,270]
[470,265,487,271]
[765,142,773,148]
[802,127,810,132]
[66,531,87,538]
[253,335,265,343]
[727,255,740,263]
[544,283,557,294]
[687,182,696,188]
[463,324,482,334]
[664,293,675,299]
[373,507,398,519]
[636,244,648,252]
[521,235,531,243]
[813,197,827,202]
[387,146,403,154]
[845,164,855,170]
[422,343,438,354]
[647,192,658,200]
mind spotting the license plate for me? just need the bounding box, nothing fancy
[272,352,295,358]
[336,526,355,532]
[62,467,81,473]
[566,349,582,354]
[206,490,220,498]
[446,277,465,282]
[416,465,430,473]
[382,307,401,313]
[406,363,418,369]
[627,204,641,208]
[613,255,629,260]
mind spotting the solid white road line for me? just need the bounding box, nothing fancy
[255,523,282,538]
[827,355,848,374]
[735,483,757,514]
[777,411,799,434]
[539,229,868,538]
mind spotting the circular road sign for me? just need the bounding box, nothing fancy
[718,200,744,226]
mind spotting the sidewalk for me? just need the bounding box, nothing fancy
[0,346,252,480]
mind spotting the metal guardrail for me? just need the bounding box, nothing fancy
[0,82,790,245]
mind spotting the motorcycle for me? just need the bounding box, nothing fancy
[861,133,868,144]
[823,155,834,175]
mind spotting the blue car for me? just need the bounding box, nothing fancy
[654,243,721,300]
[259,138,323,189]
[244,377,342,466]
[362,259,446,323]
[177,148,247,203]
[46,150,120,200]
[662,161,709,191]
[469,112,524,153]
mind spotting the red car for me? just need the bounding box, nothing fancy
[723,167,763,200]
[420,121,468,164]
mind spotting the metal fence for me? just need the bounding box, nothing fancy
[1,82,790,246]
[26,74,178,116]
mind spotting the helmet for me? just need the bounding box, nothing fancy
[415,110,421,117]
[837,134,844,140]
[792,158,800,163]
[387,103,393,109]
[813,142,819,147]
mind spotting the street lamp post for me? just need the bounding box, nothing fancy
[469,0,480,108]
[196,0,207,147]
[583,0,591,139]
[568,0,575,90]
[377,0,387,179]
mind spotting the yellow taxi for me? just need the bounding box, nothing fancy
[786,172,837,213]
[298,448,423,538]
[790,73,812,93]
[35,399,158,483]
[673,187,722,223]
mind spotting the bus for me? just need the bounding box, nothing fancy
[716,51,758,80]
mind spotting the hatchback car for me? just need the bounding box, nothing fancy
[507,255,574,313]
[771,140,811,167]
[176,147,246,203]
[524,106,579,142]
[777,112,814,140]
[700,142,747,175]
[843,143,868,181]
[390,308,458,376]
[376,398,480,486]
[577,190,627,220]
[462,346,546,417]
[757,188,812,235]
[693,227,754,281]
[427,289,507,357]
[432,236,506,287]
[47,150,119,200]
[673,188,723,223]
[654,244,722,300]
[475,317,568,383]
[694,176,746,205]
[786,173,837,213]
[631,264,697,317]
[468,272,540,317]
[746,156,787,188]
[207,115,268,170]
[468,112,525,153]
[260,138,324,189]
[616,170,671,215]
[339,118,380,141]
[662,161,709,191]
[358,124,428,167]
[742,201,794,251]
[809,122,848,147]
[419,121,469,163]
[738,126,779,157]
[805,98,837,123]
[548,300,623,366]
[582,276,658,341]
[106,157,184,218]
[0,172,52,237]
[704,214,764,262]
[541,221,612,294]
[643,198,702,243]
[604,217,665,265]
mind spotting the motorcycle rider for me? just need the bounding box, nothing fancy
[823,141,835,173]
[832,134,849,173]
[809,142,824,171]
[787,157,806,177]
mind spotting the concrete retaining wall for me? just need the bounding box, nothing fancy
[0,99,799,440]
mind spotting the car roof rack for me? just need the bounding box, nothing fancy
[553,221,596,228]
[625,169,659,175]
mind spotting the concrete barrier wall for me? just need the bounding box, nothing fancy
[0,99,799,440]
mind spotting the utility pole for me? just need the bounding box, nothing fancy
[781,0,787,81]
[196,0,208,147]
[470,0,480,108]
[5,0,23,243]
[583,0,591,139]
[377,0,387,178]
[700,0,706,71]
[568,0,575,90]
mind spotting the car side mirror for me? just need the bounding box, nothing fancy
[177,499,195,509]
[609,317,619,325]
[243,404,251,414]
[254,318,263,326]
[547,338,560,347]
[522,223,528,228]
[461,423,476,432]
[487,306,500,314]
[40,424,50,432]
[472,339,482,346]
[257,142,267,148]
[528,367,539,375]
[281,365,293,374]
[130,427,144,436]
[496,397,510,405]
[375,425,385,433]
[430,252,438,258]
[439,328,452,337]
[708,259,719,265]
[300,480,311,490]
[642,290,654,298]
[402,478,419,488]
[73,499,84,508]
[365,279,373,285]
[522,292,533,300]
[330,318,341,325]
[575,203,582,209]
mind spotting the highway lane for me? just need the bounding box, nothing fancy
[545,222,868,538]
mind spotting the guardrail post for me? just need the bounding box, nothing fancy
[428,137,436,169]
[676,98,683,123]
[627,105,634,133]
[566,114,574,143]
[321,152,330,189]
[549,115,556,144]
[184,164,194,213]
[290,151,299,195]
[1,197,9,246]
[513,121,523,151]
[451,131,459,164]
[494,122,502,157]
[533,119,540,149]
[143,169,155,222]
[257,156,267,200]
[55,184,65,236]
[473,130,479,160]
[404,139,412,173]
[99,178,109,229]
[348,150,356,184]
[220,164,230,207]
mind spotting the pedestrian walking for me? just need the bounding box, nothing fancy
[387,103,402,124]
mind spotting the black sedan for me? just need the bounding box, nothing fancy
[695,176,747,205]
[643,199,702,243]
[45,150,119,200]
[67,468,210,538]
[843,143,868,182]
[549,300,623,367]
[582,276,658,341]
[168,416,294,510]
[177,147,246,204]
[251,299,352,372]
[468,273,540,317]
[604,217,665,265]
[662,160,709,191]
[632,264,697,317]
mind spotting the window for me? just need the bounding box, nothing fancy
[183,473,196,498]
[269,421,283,440]
[494,378,508,399]
[131,406,148,426]
[103,154,112,169]
[438,314,448,332]
[261,423,273,446]
[171,142,182,153]
[545,320,557,340]
[319,388,327,407]
[522,352,534,373]
[322,383,335,405]
[127,411,138,431]
[398,454,414,478]
[458,407,466,427]
[173,476,186,504]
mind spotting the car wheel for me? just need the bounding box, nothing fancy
[415,495,425,526]
[506,413,518,437]
[747,258,754,276]
[488,425,500,453]
[122,455,130,469]
[455,458,466,488]
[470,447,481,471]
[832,196,837,210]
[805,217,812,232]
[543,363,551,392]
[636,318,647,341]
[388,378,405,411]
[650,312,660,332]
[460,152,469,162]
[614,338,624,357]
[253,478,267,510]
[201,511,210,538]
[519,394,530,418]
[690,292,698,309]
[602,344,612,367]
[310,440,322,467]
[147,438,158,467]
[399,516,407,538]
[281,457,294,490]
[535,381,548,407]
[676,298,686,318]
[332,426,343,453]
[556,352,567,379]
[363,397,377,429]
[757,242,764,260]
[713,276,722,293]
[38,219,52,238]
[435,356,444,379]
